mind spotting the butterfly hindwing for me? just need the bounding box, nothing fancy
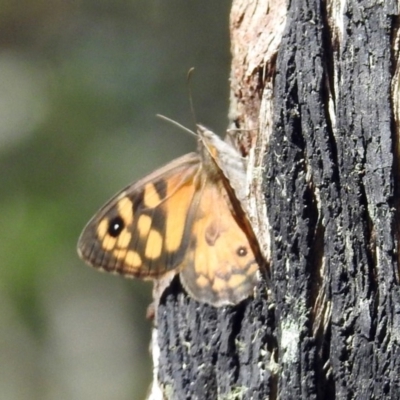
[179,179,259,306]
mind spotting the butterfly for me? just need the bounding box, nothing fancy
[77,125,261,307]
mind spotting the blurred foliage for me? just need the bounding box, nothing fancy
[0,1,231,399]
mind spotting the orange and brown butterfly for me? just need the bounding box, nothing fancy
[77,125,261,307]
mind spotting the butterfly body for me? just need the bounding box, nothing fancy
[78,126,260,307]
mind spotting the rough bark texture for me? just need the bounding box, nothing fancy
[154,0,400,399]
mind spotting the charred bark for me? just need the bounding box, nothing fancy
[153,1,400,399]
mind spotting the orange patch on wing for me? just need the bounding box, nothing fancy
[125,250,142,270]
[143,183,162,208]
[117,231,131,248]
[117,197,134,225]
[228,274,247,289]
[193,236,212,277]
[145,229,163,260]
[97,218,109,240]
[102,234,117,251]
[192,215,221,280]
[212,276,227,293]
[164,181,196,252]
[196,274,209,289]
[137,215,152,237]
[113,247,127,261]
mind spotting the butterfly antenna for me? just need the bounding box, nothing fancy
[187,67,198,128]
[156,69,199,139]
[156,114,198,138]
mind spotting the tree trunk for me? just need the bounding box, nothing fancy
[150,0,400,399]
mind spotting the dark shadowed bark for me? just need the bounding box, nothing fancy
[151,1,400,399]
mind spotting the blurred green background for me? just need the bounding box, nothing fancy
[0,1,231,399]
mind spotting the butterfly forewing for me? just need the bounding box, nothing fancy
[78,153,201,278]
